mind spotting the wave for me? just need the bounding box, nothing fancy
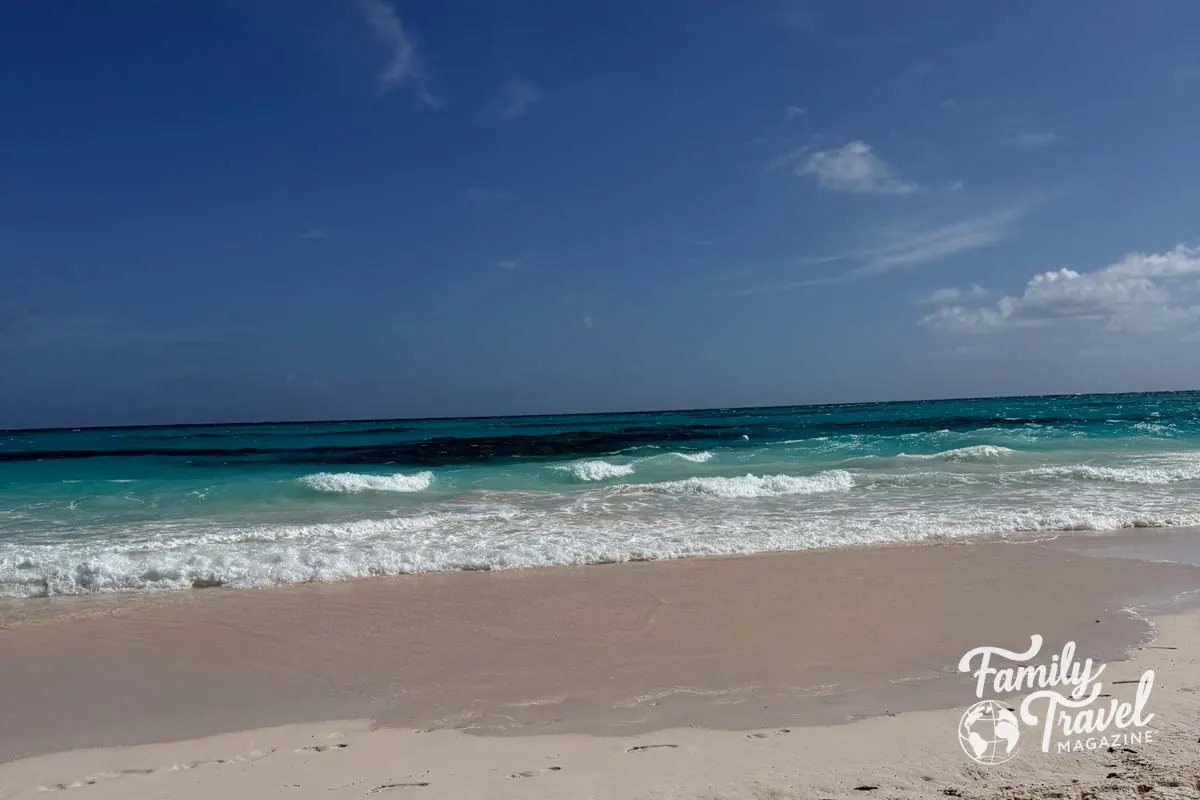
[551,460,636,481]
[667,451,714,463]
[1018,464,1200,485]
[300,471,434,493]
[6,502,1200,598]
[627,470,855,498]
[896,445,1017,461]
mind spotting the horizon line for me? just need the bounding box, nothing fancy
[3,387,1197,435]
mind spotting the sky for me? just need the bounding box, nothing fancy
[3,0,1200,428]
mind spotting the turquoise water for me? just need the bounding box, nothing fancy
[3,392,1200,597]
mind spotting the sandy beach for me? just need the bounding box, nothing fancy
[5,0,1200,792]
[3,531,1200,798]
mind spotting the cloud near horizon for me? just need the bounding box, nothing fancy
[922,245,1200,334]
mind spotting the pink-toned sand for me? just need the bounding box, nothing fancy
[3,535,1198,768]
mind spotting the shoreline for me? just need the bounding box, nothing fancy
[3,530,1200,764]
[2,524,1193,627]
[0,578,1197,799]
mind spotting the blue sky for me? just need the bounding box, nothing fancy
[3,0,1200,427]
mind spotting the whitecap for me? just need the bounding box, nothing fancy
[300,471,434,493]
[636,470,855,498]
[667,451,714,463]
[551,460,636,481]
[897,445,1017,461]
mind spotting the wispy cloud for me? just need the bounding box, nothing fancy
[497,259,519,270]
[498,78,541,120]
[357,0,435,104]
[798,141,918,196]
[921,285,988,305]
[863,210,1018,271]
[299,228,329,240]
[784,105,807,122]
[464,187,515,202]
[1014,132,1057,148]
[922,245,1200,334]
[737,207,1024,294]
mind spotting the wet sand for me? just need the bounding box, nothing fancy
[3,532,1200,769]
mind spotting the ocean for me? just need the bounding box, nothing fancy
[2,392,1200,598]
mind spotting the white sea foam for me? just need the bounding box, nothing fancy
[634,470,855,498]
[1019,463,1200,485]
[897,445,1017,461]
[300,471,434,493]
[551,460,636,481]
[5,498,1200,598]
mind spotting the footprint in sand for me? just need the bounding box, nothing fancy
[177,759,228,769]
[626,744,678,752]
[367,783,430,793]
[297,743,349,753]
[38,750,274,791]
[510,766,563,778]
[746,729,792,739]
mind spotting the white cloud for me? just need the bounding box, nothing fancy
[922,285,988,305]
[784,105,807,121]
[358,0,435,103]
[1014,132,1057,148]
[922,245,1200,334]
[299,228,329,240]
[799,141,917,196]
[499,78,541,120]
[498,259,519,270]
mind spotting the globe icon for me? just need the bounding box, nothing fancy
[958,700,1020,765]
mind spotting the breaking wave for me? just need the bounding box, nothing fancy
[897,445,1018,461]
[300,471,435,493]
[1019,463,1200,485]
[631,470,855,498]
[667,451,714,463]
[551,460,637,481]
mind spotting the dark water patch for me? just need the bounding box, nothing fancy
[4,392,1200,468]
[0,426,746,467]
[0,410,1196,467]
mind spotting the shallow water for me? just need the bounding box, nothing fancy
[3,391,1200,596]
